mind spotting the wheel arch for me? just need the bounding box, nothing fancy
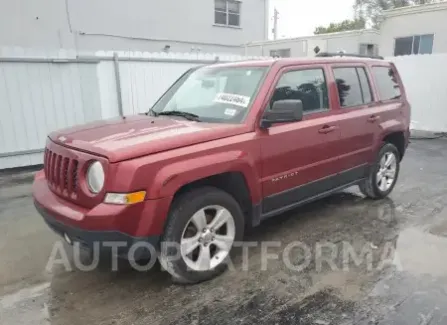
[377,119,407,160]
[148,151,262,227]
[383,131,406,160]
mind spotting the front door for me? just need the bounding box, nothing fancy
[259,65,343,216]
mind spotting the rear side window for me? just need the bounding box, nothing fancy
[372,66,402,100]
[271,68,329,113]
[333,67,372,107]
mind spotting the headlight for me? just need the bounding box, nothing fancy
[87,161,105,194]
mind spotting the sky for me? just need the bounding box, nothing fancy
[269,0,356,38]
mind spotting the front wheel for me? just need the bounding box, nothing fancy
[359,143,400,199]
[159,187,244,284]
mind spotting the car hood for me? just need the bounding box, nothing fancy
[49,115,248,162]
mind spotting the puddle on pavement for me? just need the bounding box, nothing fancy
[395,227,447,277]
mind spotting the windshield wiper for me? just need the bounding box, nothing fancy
[146,109,157,116]
[155,110,201,121]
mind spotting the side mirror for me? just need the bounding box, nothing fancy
[260,99,303,128]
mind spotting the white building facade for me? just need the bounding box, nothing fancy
[0,0,269,54]
[379,1,447,57]
[244,1,447,58]
[244,29,380,57]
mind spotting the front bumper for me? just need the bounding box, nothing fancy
[35,201,160,259]
[33,171,173,258]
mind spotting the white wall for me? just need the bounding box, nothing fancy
[244,30,380,57]
[389,53,447,133]
[379,3,447,57]
[244,40,307,57]
[2,46,445,169]
[0,0,268,54]
[0,52,102,168]
[0,48,268,169]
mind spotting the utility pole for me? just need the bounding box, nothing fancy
[272,8,279,40]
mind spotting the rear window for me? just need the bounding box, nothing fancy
[372,67,402,101]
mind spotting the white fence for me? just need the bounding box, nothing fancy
[387,53,447,133]
[0,48,268,169]
[0,49,446,169]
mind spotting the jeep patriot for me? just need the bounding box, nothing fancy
[33,54,410,283]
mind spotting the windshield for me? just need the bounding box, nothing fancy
[150,66,268,123]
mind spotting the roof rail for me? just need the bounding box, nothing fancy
[316,52,384,60]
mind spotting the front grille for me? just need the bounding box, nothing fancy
[44,148,79,197]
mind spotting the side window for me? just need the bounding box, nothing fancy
[333,67,372,107]
[357,68,372,104]
[333,68,363,107]
[271,69,329,113]
[372,66,402,101]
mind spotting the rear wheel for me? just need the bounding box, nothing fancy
[159,187,244,284]
[359,142,400,199]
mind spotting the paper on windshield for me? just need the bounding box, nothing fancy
[214,93,251,108]
[224,108,237,116]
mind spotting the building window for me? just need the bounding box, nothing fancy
[394,34,434,56]
[270,49,291,58]
[359,44,378,57]
[215,0,241,27]
[271,69,329,113]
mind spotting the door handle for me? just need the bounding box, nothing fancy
[318,125,338,134]
[368,115,380,123]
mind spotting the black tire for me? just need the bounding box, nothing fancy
[359,142,400,199]
[158,186,244,284]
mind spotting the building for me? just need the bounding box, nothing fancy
[244,1,447,58]
[0,0,269,54]
[244,29,380,57]
[379,1,447,56]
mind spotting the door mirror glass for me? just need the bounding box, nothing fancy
[261,100,303,128]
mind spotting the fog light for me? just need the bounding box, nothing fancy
[104,191,146,205]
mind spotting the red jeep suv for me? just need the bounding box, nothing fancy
[33,54,410,283]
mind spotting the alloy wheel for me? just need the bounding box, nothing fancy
[376,152,397,192]
[180,205,236,271]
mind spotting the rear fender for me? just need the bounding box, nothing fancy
[374,119,405,153]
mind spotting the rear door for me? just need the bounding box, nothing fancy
[328,64,378,179]
[259,64,344,216]
[369,65,408,153]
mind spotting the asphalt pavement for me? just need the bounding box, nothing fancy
[2,139,447,325]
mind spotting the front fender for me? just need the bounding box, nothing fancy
[147,150,261,204]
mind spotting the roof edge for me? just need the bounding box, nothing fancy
[383,1,447,17]
[244,29,380,46]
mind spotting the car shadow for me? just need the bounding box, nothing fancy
[52,190,399,288]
